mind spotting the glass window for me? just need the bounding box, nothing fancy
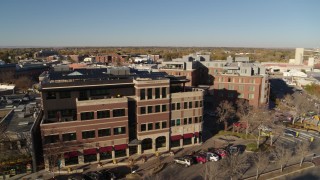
[155,105,161,112]
[162,87,167,98]
[249,94,255,99]
[62,133,76,141]
[184,102,188,109]
[140,107,146,114]
[82,130,95,139]
[90,89,109,96]
[148,106,153,114]
[97,110,110,119]
[113,109,125,117]
[140,89,145,100]
[177,103,181,110]
[188,118,192,124]
[59,91,71,99]
[46,92,56,99]
[171,103,175,111]
[81,112,94,120]
[199,116,202,122]
[47,110,58,119]
[155,88,160,99]
[44,135,59,144]
[162,104,167,112]
[114,127,126,135]
[162,121,167,128]
[147,88,152,99]
[176,119,181,126]
[195,117,199,123]
[141,124,146,132]
[155,122,160,129]
[228,85,234,90]
[200,101,203,107]
[170,120,175,127]
[98,129,111,137]
[189,102,192,109]
[249,86,255,91]
[238,85,244,91]
[195,101,199,108]
[218,84,224,89]
[184,118,187,125]
[148,123,153,130]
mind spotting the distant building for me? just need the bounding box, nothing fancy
[33,50,58,59]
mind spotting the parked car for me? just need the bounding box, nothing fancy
[85,172,103,180]
[213,149,228,158]
[226,146,239,155]
[284,129,298,137]
[98,169,117,180]
[199,152,220,161]
[193,154,207,164]
[174,156,194,167]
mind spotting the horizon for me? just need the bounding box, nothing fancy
[0,0,319,48]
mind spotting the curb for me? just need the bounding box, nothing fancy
[267,164,315,180]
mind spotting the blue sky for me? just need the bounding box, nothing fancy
[0,0,319,47]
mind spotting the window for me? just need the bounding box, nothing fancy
[184,102,188,109]
[228,78,231,82]
[249,94,255,99]
[155,105,161,113]
[97,110,110,119]
[249,86,255,91]
[162,121,167,128]
[238,85,244,91]
[199,116,202,122]
[176,119,181,126]
[140,89,145,100]
[177,103,181,110]
[114,127,126,135]
[81,112,94,120]
[141,124,146,132]
[249,79,255,83]
[46,92,56,99]
[170,120,175,127]
[82,130,95,139]
[148,106,153,114]
[148,123,153,130]
[147,88,152,99]
[171,103,175,111]
[195,101,199,108]
[162,104,167,112]
[90,89,109,96]
[59,91,71,99]
[155,122,160,129]
[44,135,59,144]
[195,117,199,123]
[140,107,146,114]
[113,109,125,117]
[184,118,187,125]
[188,118,192,124]
[200,101,203,107]
[228,85,234,90]
[189,102,192,109]
[218,84,224,89]
[162,87,167,98]
[47,110,58,119]
[62,133,76,141]
[239,78,243,83]
[155,88,160,99]
[98,129,111,137]
[61,109,75,117]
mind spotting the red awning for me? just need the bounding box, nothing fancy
[114,144,128,151]
[171,135,182,141]
[64,151,79,159]
[194,132,199,137]
[83,148,97,155]
[99,146,113,153]
[183,133,193,139]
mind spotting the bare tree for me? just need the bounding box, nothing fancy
[15,76,33,93]
[296,141,311,167]
[221,154,250,180]
[216,100,236,131]
[203,161,225,180]
[236,99,252,137]
[273,144,292,172]
[252,150,269,179]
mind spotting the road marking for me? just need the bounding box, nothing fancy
[279,136,295,142]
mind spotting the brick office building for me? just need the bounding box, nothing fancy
[39,69,203,170]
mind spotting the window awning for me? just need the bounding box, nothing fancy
[170,135,182,141]
[64,151,79,158]
[183,133,193,139]
[194,132,200,137]
[99,146,113,153]
[83,148,97,155]
[114,144,128,150]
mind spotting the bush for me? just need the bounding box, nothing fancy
[246,143,259,152]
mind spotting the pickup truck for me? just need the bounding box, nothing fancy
[174,156,194,167]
